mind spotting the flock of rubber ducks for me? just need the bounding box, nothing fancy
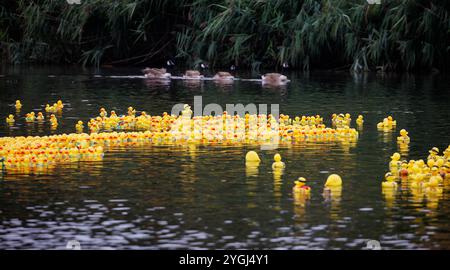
[0,133,105,174]
[142,68,290,85]
[5,99,63,130]
[2,99,448,211]
[384,147,450,192]
[73,105,359,145]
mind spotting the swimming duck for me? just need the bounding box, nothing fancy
[397,129,410,144]
[389,152,401,170]
[213,72,234,81]
[36,112,45,122]
[15,100,22,110]
[5,114,15,124]
[356,115,364,126]
[382,172,398,188]
[183,70,203,80]
[261,73,289,85]
[293,177,311,195]
[245,151,261,163]
[272,153,285,169]
[324,174,342,187]
[142,68,171,79]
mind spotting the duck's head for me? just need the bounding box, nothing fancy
[345,113,350,118]
[324,174,342,187]
[387,116,393,121]
[8,114,14,119]
[427,159,435,168]
[77,121,83,125]
[391,152,401,161]
[274,153,282,162]
[57,100,63,105]
[295,177,306,187]
[400,129,408,136]
[429,147,439,155]
[385,172,396,182]
[16,100,21,105]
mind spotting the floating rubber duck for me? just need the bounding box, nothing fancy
[15,100,22,110]
[142,68,171,79]
[213,72,234,82]
[293,177,311,195]
[382,172,398,188]
[183,70,203,80]
[324,174,342,187]
[389,152,401,170]
[100,108,108,118]
[127,107,136,117]
[75,121,84,132]
[49,114,58,127]
[397,129,410,144]
[36,112,45,122]
[245,151,261,163]
[56,100,64,110]
[45,104,57,113]
[5,114,15,124]
[356,115,364,126]
[427,147,439,161]
[25,112,35,123]
[261,73,289,85]
[272,153,285,169]
[377,116,396,130]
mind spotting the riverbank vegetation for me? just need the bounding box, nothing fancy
[1,0,449,72]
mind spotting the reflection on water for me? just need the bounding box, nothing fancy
[0,67,450,249]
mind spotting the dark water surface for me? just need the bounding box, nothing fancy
[0,66,449,249]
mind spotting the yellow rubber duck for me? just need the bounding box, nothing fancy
[382,172,398,188]
[272,153,285,169]
[56,100,64,110]
[427,147,439,161]
[49,114,58,126]
[5,114,15,124]
[387,116,396,126]
[356,115,364,126]
[76,121,84,132]
[36,112,45,122]
[397,129,410,144]
[15,100,22,110]
[324,174,342,187]
[100,108,108,118]
[245,151,261,163]
[293,177,311,195]
[25,112,35,123]
[389,152,401,169]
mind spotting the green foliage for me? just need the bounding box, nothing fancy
[0,0,449,71]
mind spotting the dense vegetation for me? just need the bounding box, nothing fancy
[1,0,449,71]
